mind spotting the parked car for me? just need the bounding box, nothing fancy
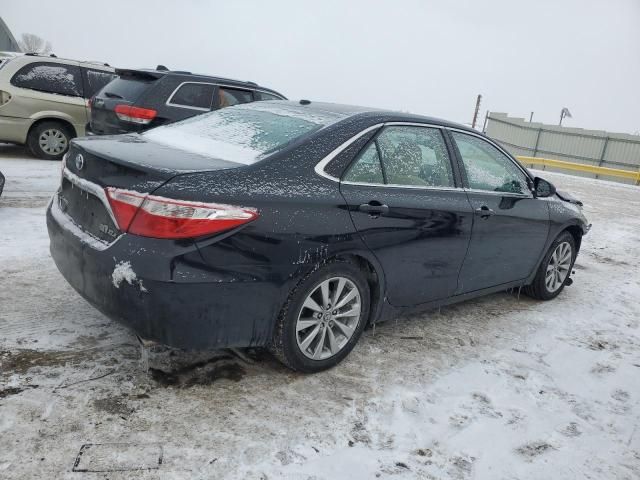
[88,67,286,135]
[0,53,116,160]
[47,101,590,373]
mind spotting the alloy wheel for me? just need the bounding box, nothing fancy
[545,241,572,293]
[38,129,68,155]
[296,276,362,360]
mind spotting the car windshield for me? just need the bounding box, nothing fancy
[143,102,346,164]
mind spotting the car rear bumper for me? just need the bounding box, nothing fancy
[46,196,280,350]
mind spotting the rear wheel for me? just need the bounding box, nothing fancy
[270,260,370,373]
[525,231,576,300]
[27,121,72,160]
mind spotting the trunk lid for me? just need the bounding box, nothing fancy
[58,135,246,243]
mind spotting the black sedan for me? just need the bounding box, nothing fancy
[47,101,590,373]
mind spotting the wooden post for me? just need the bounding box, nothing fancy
[471,94,482,129]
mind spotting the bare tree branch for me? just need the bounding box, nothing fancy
[18,33,53,54]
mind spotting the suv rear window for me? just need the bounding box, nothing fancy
[97,76,154,101]
[11,62,83,97]
[144,102,346,164]
[84,69,117,98]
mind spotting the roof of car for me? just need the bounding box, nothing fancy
[115,67,283,95]
[263,100,478,133]
[13,53,113,70]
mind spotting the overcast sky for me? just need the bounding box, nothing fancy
[4,0,639,133]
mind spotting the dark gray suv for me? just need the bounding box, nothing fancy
[89,67,286,135]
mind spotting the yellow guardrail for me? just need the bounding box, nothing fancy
[516,156,640,184]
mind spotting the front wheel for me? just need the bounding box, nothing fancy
[525,231,576,300]
[270,260,370,373]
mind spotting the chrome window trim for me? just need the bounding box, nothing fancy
[314,121,537,197]
[166,81,217,111]
[166,81,286,111]
[464,188,532,198]
[314,123,385,182]
[62,165,119,226]
[341,180,464,192]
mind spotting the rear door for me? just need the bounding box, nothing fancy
[449,130,550,293]
[340,124,474,306]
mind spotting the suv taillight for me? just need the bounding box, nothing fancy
[0,90,11,106]
[114,105,157,124]
[105,188,258,239]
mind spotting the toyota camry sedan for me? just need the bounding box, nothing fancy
[47,100,590,373]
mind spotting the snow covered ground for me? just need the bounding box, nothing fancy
[1,143,639,479]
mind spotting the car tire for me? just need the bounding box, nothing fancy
[27,121,73,160]
[525,231,576,300]
[270,259,370,373]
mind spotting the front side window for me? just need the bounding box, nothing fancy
[452,132,530,194]
[11,62,82,97]
[169,82,215,110]
[344,126,454,188]
[84,69,117,98]
[218,87,253,108]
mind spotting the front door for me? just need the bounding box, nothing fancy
[340,125,474,306]
[449,130,550,293]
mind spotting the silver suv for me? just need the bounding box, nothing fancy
[0,53,115,159]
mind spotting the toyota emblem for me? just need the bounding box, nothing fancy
[75,154,85,171]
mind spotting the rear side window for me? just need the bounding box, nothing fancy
[255,91,282,101]
[343,143,384,184]
[344,126,454,188]
[168,82,215,110]
[218,87,253,108]
[97,76,154,101]
[83,69,117,98]
[11,62,83,97]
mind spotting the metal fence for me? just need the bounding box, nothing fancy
[485,113,640,184]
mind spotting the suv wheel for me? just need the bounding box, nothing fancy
[270,260,370,373]
[27,121,72,160]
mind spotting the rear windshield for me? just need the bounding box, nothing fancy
[98,75,154,101]
[143,102,347,164]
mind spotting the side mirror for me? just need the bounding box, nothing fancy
[533,177,556,198]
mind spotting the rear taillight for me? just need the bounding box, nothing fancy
[114,105,157,124]
[105,187,258,239]
[0,90,11,106]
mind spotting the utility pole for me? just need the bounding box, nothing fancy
[471,94,482,129]
[529,112,534,122]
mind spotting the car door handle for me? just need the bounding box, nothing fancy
[359,202,389,216]
[474,206,495,218]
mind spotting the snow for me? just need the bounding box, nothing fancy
[143,101,344,164]
[13,64,80,97]
[1,143,639,479]
[111,261,137,288]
